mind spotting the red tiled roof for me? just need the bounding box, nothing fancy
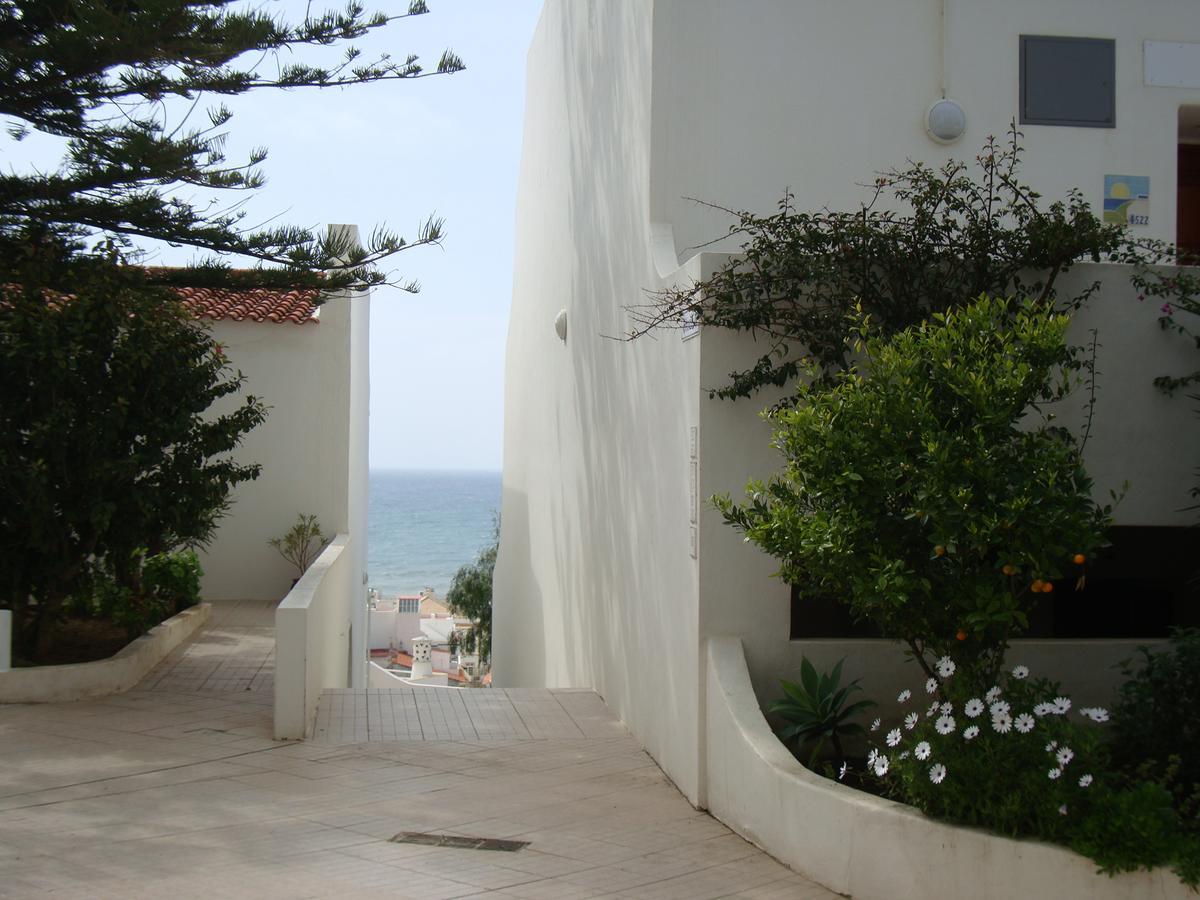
[174,285,320,325]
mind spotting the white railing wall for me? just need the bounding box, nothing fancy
[274,534,353,740]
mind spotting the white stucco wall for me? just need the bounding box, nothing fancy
[500,0,1200,808]
[650,0,1200,260]
[196,266,369,685]
[495,0,704,802]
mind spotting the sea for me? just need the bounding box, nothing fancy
[367,469,502,599]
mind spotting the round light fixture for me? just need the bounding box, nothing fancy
[554,308,567,342]
[925,98,966,144]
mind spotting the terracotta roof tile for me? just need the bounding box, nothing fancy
[173,285,320,325]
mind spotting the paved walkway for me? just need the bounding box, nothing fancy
[0,600,836,899]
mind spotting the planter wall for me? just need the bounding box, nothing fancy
[0,603,211,704]
[704,635,1189,900]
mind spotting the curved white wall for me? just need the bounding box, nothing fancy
[705,636,1190,900]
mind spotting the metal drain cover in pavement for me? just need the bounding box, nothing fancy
[389,832,530,852]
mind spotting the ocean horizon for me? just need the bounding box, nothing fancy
[367,469,501,599]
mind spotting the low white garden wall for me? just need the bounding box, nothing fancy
[367,661,451,689]
[704,635,1189,900]
[274,534,353,739]
[0,603,211,704]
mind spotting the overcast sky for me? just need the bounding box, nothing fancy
[6,0,544,472]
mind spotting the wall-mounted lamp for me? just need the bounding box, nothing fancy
[554,308,568,342]
[925,98,967,144]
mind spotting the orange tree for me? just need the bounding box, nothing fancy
[715,297,1112,685]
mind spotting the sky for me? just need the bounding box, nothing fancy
[4,0,545,472]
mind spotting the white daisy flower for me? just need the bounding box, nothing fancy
[867,748,879,766]
[1079,707,1109,723]
[992,712,1012,734]
[989,700,1010,717]
[899,751,910,760]
[1059,804,1068,816]
[1045,740,1058,752]
[929,763,947,785]
[1048,767,1062,780]
[1052,696,1071,715]
[839,762,848,781]
[964,698,984,718]
[874,755,890,777]
[870,717,881,732]
[904,712,919,731]
[1011,665,1030,680]
[962,725,980,740]
[940,702,953,715]
[1033,702,1054,717]
[886,728,902,748]
[925,677,938,694]
[915,741,932,760]
[985,686,1002,704]
[1078,774,1093,788]
[926,700,940,718]
[1014,713,1035,734]
[935,715,956,735]
[897,689,911,703]
[936,656,956,678]
[1056,747,1074,767]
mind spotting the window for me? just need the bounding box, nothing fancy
[1020,35,1115,128]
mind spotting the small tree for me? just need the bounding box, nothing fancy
[446,527,497,671]
[0,248,266,656]
[269,514,330,579]
[715,298,1112,684]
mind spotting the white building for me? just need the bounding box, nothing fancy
[496,0,1200,824]
[180,234,370,696]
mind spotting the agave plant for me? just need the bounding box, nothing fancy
[768,656,875,767]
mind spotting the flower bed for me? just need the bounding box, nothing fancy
[704,636,1193,900]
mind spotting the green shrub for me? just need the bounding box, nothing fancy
[143,549,203,615]
[864,661,1198,887]
[768,657,875,766]
[1111,629,1200,828]
[1070,781,1200,886]
[269,514,329,577]
[79,549,202,638]
[716,297,1112,685]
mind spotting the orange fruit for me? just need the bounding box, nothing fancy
[1002,564,1016,576]
[1073,554,1086,565]
[934,545,946,557]
[1042,581,1054,593]
[1031,579,1044,592]
[956,629,967,641]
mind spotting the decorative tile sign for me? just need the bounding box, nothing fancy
[1103,175,1150,226]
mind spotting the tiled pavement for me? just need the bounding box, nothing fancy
[0,600,837,899]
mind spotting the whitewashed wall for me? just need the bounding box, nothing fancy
[199,299,345,601]
[499,0,1200,806]
[495,0,704,802]
[198,268,369,690]
[650,0,1200,261]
